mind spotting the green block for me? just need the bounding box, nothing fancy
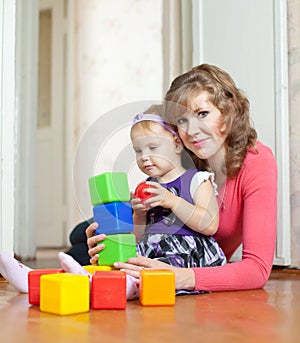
[97,234,136,266]
[88,172,130,206]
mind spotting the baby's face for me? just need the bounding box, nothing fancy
[131,126,181,179]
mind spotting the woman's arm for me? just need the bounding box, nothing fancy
[114,256,196,290]
[85,223,196,289]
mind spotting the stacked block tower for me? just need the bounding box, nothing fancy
[88,172,136,266]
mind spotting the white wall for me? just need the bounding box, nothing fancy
[75,0,163,131]
[72,0,163,223]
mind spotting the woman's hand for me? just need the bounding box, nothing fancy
[114,255,196,290]
[86,222,106,265]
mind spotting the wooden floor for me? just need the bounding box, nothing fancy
[0,251,300,342]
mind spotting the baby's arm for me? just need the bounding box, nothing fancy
[143,180,219,235]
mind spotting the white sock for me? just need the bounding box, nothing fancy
[0,251,32,293]
[126,275,139,300]
[58,252,91,280]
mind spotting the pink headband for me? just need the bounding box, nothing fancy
[132,113,179,138]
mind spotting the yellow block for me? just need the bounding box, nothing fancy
[140,269,176,306]
[40,273,90,315]
[82,265,113,274]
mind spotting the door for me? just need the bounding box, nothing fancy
[36,0,66,247]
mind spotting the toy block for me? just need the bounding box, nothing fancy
[140,269,176,306]
[91,271,126,310]
[88,172,130,206]
[40,273,90,315]
[93,202,133,235]
[97,233,136,266]
[28,269,64,305]
[83,265,113,274]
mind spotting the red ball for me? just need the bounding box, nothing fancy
[134,182,153,201]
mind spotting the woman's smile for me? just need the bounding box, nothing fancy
[191,138,209,149]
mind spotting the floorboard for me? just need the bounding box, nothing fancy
[0,250,299,342]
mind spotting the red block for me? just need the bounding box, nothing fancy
[28,269,64,305]
[91,271,126,310]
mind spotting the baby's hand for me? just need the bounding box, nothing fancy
[130,191,148,218]
[143,182,178,209]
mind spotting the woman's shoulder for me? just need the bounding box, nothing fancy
[240,141,277,181]
[245,141,276,166]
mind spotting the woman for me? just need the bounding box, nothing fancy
[87,64,277,292]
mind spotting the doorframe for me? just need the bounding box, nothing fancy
[13,0,39,258]
[0,0,17,255]
[273,0,291,265]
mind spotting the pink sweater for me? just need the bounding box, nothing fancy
[193,142,278,291]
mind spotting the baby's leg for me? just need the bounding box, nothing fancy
[0,251,32,293]
[126,274,139,300]
[58,252,139,300]
[58,252,91,278]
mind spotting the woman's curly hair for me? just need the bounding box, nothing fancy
[163,64,257,178]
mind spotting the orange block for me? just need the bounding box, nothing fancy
[140,269,175,306]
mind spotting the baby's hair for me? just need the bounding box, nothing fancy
[131,104,179,138]
[130,104,193,168]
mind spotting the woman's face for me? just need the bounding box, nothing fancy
[175,91,226,160]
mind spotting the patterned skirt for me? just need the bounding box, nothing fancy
[136,233,226,295]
